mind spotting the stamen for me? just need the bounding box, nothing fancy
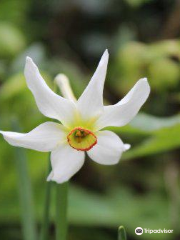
[67,127,97,151]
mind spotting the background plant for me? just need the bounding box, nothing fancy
[0,0,180,240]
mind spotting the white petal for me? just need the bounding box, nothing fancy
[124,144,131,150]
[55,74,76,102]
[77,50,109,120]
[0,122,66,152]
[87,130,129,165]
[95,78,150,130]
[48,144,85,183]
[25,57,76,127]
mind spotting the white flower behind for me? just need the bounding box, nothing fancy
[0,50,150,183]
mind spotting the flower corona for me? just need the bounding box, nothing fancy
[67,127,97,151]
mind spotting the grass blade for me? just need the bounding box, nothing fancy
[12,120,37,240]
[40,157,52,240]
[55,182,68,240]
[118,226,127,240]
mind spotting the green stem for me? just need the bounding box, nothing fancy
[118,226,127,240]
[40,157,52,240]
[55,182,69,240]
[12,120,37,240]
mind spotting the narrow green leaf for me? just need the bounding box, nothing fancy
[118,226,127,240]
[123,124,180,160]
[110,113,180,135]
[40,157,52,240]
[12,119,37,240]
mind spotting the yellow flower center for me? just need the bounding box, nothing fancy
[67,127,97,151]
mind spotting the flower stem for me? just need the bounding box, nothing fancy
[55,182,69,240]
[40,157,52,240]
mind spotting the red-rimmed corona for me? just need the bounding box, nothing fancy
[67,127,97,151]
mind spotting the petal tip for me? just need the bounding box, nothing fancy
[142,77,149,84]
[25,56,38,74]
[104,49,109,54]
[144,78,150,91]
[139,77,148,83]
[55,73,68,85]
[0,131,7,137]
[124,144,131,151]
[47,171,53,181]
[26,56,33,63]
[25,57,37,69]
[47,171,68,184]
[139,77,150,91]
[99,49,109,66]
[103,49,109,59]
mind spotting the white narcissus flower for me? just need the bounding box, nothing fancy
[0,50,150,183]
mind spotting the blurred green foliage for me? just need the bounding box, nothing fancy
[0,22,26,58]
[0,0,180,240]
[111,40,180,94]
